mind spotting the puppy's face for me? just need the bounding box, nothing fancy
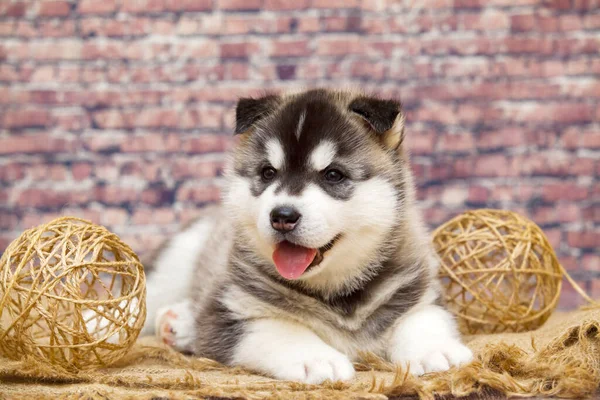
[224,89,408,282]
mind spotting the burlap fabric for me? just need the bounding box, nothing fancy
[1,308,599,400]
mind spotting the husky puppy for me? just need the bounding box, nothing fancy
[142,89,472,384]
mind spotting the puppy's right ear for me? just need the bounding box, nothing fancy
[235,95,280,134]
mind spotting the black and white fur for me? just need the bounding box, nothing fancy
[141,89,472,383]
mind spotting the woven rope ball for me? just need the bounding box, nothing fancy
[0,217,146,370]
[433,209,562,335]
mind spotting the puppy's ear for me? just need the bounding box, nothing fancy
[349,96,405,149]
[235,95,280,134]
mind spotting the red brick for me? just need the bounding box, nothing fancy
[505,37,554,54]
[361,16,389,34]
[95,185,140,205]
[1,109,52,128]
[414,103,457,124]
[312,0,360,7]
[28,164,68,181]
[438,133,475,153]
[220,42,259,59]
[544,0,571,9]
[584,14,600,29]
[121,0,166,13]
[298,16,320,32]
[322,16,362,32]
[0,163,25,181]
[573,0,598,9]
[121,133,181,152]
[542,183,589,202]
[132,109,180,128]
[0,211,19,230]
[91,109,126,129]
[468,186,489,204]
[316,38,364,56]
[177,185,220,203]
[462,9,509,30]
[502,103,595,124]
[473,154,509,177]
[38,1,70,16]
[350,61,386,80]
[583,204,600,223]
[172,159,224,179]
[53,109,90,131]
[219,0,263,10]
[557,203,582,223]
[131,208,176,225]
[265,0,309,9]
[477,129,525,150]
[72,163,93,180]
[543,229,562,250]
[270,40,310,57]
[567,231,600,249]
[16,189,91,208]
[29,41,83,61]
[554,38,600,55]
[511,15,537,32]
[100,208,129,226]
[559,15,583,31]
[582,254,600,271]
[0,133,76,154]
[39,20,76,37]
[569,158,596,176]
[405,132,435,155]
[78,0,118,14]
[0,22,14,36]
[1,2,27,17]
[167,0,212,11]
[226,62,248,80]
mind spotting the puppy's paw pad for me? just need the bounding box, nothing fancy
[155,303,195,352]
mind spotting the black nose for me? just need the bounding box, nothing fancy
[270,206,301,233]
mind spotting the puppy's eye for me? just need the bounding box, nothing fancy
[324,169,345,183]
[261,166,277,181]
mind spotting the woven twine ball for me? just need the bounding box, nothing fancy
[433,209,562,334]
[0,217,146,370]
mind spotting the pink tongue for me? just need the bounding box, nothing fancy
[272,242,317,280]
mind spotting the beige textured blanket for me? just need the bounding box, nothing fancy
[1,308,599,399]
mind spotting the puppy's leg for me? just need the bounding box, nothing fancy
[389,304,473,376]
[141,215,219,336]
[155,298,196,353]
[232,319,355,384]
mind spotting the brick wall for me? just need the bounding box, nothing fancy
[0,0,598,308]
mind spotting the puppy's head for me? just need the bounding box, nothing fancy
[224,89,410,283]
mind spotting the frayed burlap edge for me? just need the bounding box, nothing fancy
[1,309,599,400]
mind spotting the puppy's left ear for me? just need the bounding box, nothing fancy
[235,94,280,134]
[349,96,405,149]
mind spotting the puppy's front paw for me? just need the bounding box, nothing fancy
[276,350,355,384]
[155,300,195,352]
[233,319,355,384]
[390,306,473,376]
[391,338,473,376]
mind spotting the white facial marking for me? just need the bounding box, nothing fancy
[309,141,337,171]
[266,139,285,170]
[295,110,306,139]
